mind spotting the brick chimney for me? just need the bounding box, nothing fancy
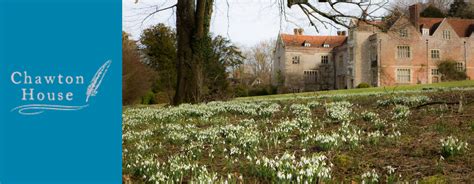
[337,31,347,36]
[409,3,421,30]
[298,28,304,35]
[294,28,304,36]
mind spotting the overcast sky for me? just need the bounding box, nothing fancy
[123,0,388,47]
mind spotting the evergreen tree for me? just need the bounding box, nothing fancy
[140,24,177,102]
[448,0,474,18]
[204,35,245,100]
[421,5,446,18]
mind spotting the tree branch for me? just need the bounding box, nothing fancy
[287,0,390,32]
[141,4,177,25]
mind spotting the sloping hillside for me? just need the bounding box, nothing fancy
[123,82,474,183]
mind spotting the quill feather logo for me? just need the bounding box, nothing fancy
[86,60,112,103]
[11,60,112,115]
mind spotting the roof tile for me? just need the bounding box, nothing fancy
[418,18,474,37]
[447,18,474,37]
[280,34,347,48]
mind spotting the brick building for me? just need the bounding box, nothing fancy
[272,28,346,92]
[273,3,474,92]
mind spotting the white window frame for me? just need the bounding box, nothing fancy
[292,56,300,64]
[399,29,408,38]
[422,28,430,36]
[456,62,464,71]
[431,68,439,76]
[396,68,411,83]
[397,45,411,59]
[430,49,440,60]
[443,30,451,40]
[321,55,329,64]
[304,70,318,83]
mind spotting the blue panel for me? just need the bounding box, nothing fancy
[0,0,122,183]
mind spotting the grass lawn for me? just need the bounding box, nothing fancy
[237,80,474,101]
[123,82,474,183]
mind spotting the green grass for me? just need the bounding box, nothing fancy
[237,80,474,101]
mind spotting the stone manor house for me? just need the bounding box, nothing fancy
[272,3,474,93]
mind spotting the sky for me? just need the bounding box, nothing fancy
[122,0,389,47]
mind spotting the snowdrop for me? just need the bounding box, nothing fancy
[392,105,410,122]
[377,95,431,107]
[367,131,383,145]
[325,101,353,123]
[253,152,332,183]
[313,133,340,151]
[440,136,469,157]
[361,169,379,184]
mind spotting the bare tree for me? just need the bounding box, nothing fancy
[285,0,390,31]
[244,40,275,85]
[390,0,452,14]
[122,32,156,105]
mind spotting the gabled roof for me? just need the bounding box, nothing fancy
[419,18,443,35]
[447,19,474,37]
[351,19,384,25]
[418,18,474,37]
[280,34,347,48]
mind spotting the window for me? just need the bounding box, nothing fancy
[397,69,411,83]
[303,41,311,47]
[399,29,408,37]
[422,28,430,36]
[397,46,411,59]
[456,62,464,71]
[321,55,329,64]
[323,44,330,48]
[443,30,451,40]
[292,56,300,64]
[431,50,440,59]
[431,69,439,75]
[304,70,318,83]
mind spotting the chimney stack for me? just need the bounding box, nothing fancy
[294,28,304,35]
[409,3,421,30]
[337,31,347,36]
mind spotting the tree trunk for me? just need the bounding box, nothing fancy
[174,0,213,105]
